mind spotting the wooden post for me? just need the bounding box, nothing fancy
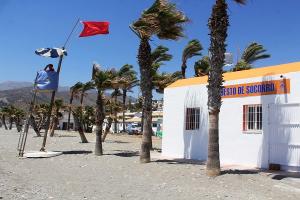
[40,54,64,151]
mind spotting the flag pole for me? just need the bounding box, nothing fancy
[40,18,81,151]
[63,18,81,48]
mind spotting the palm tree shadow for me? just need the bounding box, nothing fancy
[104,140,130,144]
[221,169,260,175]
[267,171,300,180]
[105,150,139,157]
[58,135,77,138]
[155,159,206,166]
[61,150,92,155]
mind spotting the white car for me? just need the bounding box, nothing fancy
[126,123,141,134]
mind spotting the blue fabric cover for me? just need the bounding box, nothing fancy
[35,70,59,91]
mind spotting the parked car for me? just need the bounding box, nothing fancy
[126,123,141,134]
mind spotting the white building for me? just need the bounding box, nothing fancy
[162,62,300,171]
[59,110,75,131]
[114,111,163,133]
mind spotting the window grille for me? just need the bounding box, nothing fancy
[185,107,200,130]
[243,104,262,132]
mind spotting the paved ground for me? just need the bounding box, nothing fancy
[0,128,300,200]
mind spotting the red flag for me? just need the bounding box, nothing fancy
[79,21,109,37]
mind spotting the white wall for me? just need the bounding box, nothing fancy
[59,110,75,130]
[162,71,300,169]
[162,85,208,160]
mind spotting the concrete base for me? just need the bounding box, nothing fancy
[23,151,62,158]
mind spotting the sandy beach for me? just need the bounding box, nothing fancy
[1,129,300,200]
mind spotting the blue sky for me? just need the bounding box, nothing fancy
[0,0,300,98]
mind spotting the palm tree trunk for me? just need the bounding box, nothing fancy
[2,116,7,130]
[67,95,74,131]
[9,117,13,130]
[102,116,113,142]
[141,108,144,133]
[50,117,58,137]
[37,116,44,132]
[206,0,228,177]
[207,109,221,176]
[73,113,88,143]
[29,115,41,137]
[80,94,90,134]
[95,90,105,155]
[181,63,187,79]
[113,89,118,133]
[138,37,153,163]
[122,89,127,132]
[80,93,84,106]
[38,116,45,133]
[15,118,22,132]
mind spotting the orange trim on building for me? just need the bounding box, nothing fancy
[221,79,290,98]
[167,62,300,88]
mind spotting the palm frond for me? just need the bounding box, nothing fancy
[151,45,173,67]
[131,0,188,39]
[153,70,182,93]
[194,56,210,77]
[231,60,251,72]
[241,42,270,64]
[182,39,203,62]
[70,82,84,94]
[233,0,247,5]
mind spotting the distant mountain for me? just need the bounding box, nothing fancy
[0,85,137,110]
[0,81,33,91]
[0,87,96,110]
[0,81,70,91]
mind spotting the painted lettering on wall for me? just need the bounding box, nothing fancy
[221,79,290,98]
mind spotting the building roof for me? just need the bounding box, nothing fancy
[167,62,300,89]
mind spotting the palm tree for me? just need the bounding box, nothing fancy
[206,0,246,177]
[50,99,64,137]
[35,103,49,134]
[181,39,203,78]
[194,56,210,77]
[82,106,95,133]
[92,66,116,155]
[80,81,94,106]
[67,82,83,131]
[79,81,94,132]
[131,0,188,163]
[14,108,25,132]
[1,106,15,130]
[72,106,89,143]
[7,106,16,130]
[118,64,138,132]
[151,46,173,72]
[111,88,122,133]
[231,42,270,71]
[140,45,173,135]
[0,107,8,130]
[151,45,176,93]
[102,99,115,142]
[153,71,182,93]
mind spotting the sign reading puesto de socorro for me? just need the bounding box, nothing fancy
[221,79,290,98]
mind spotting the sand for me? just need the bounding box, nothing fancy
[1,128,300,200]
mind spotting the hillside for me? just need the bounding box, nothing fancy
[0,87,98,110]
[0,86,137,110]
[0,81,33,91]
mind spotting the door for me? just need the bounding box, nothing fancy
[268,103,300,167]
